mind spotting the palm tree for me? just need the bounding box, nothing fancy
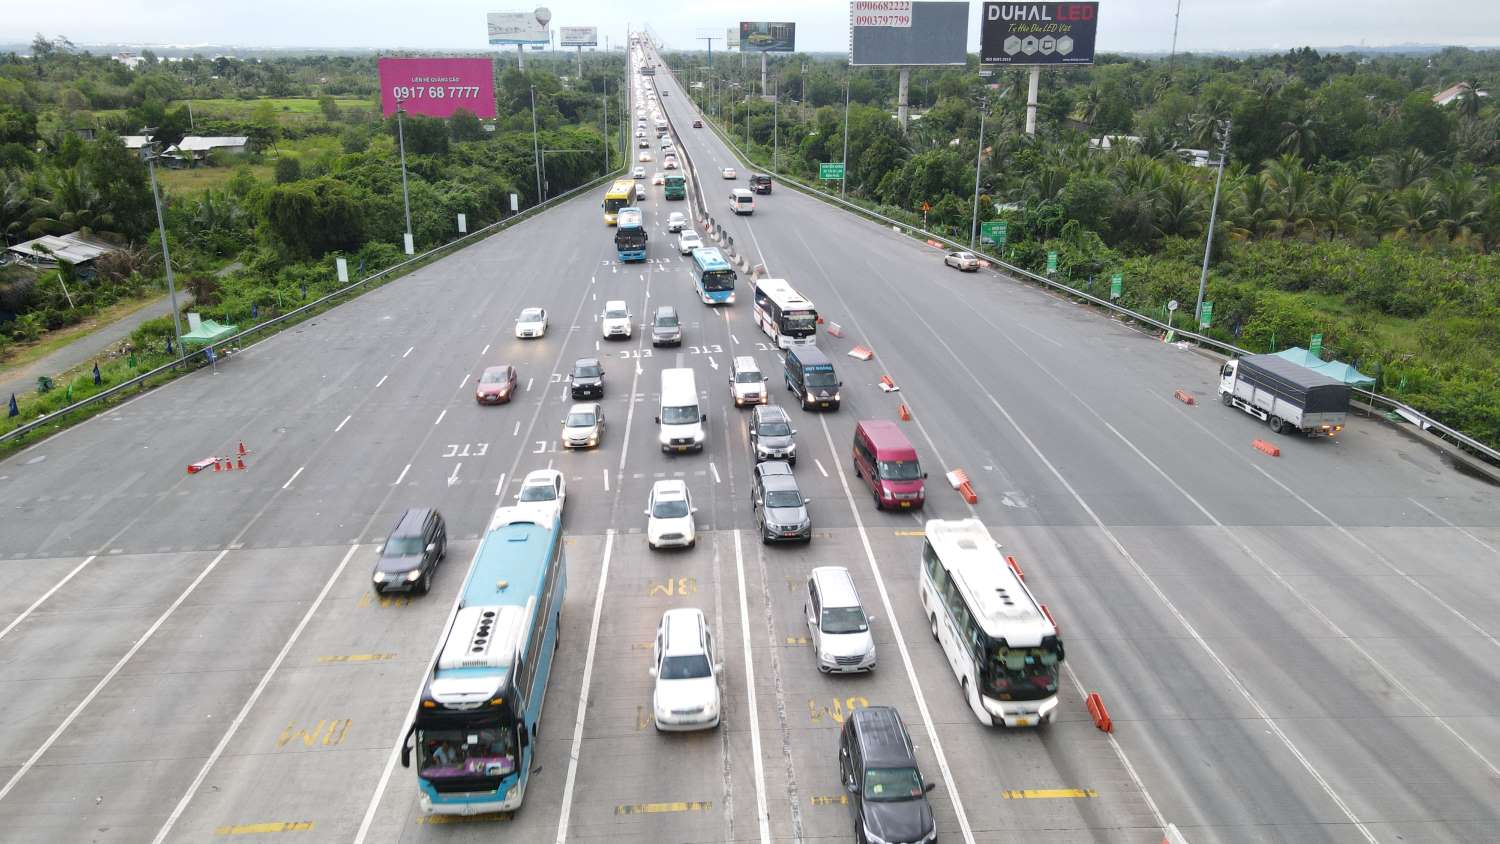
[1390,184,1438,242]
[1356,189,1396,235]
[1313,172,1364,240]
[1278,115,1321,161]
[1154,174,1205,237]
[1261,154,1316,238]
[1375,148,1432,191]
[1431,167,1483,243]
[1455,77,1486,120]
[1079,87,1104,127]
[1228,170,1274,239]
[0,172,44,245]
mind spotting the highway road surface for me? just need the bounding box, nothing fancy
[0,39,1496,844]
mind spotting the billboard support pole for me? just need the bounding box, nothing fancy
[760,51,768,97]
[841,69,851,199]
[529,85,542,205]
[517,43,524,71]
[897,68,910,133]
[395,101,414,253]
[601,79,608,172]
[576,45,582,78]
[1025,66,1040,135]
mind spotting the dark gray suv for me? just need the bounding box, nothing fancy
[372,508,446,595]
[651,305,682,347]
[839,706,937,844]
[748,404,797,464]
[753,461,811,544]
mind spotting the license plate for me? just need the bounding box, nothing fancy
[676,446,690,453]
[819,402,830,408]
[1014,717,1032,727]
[899,502,912,508]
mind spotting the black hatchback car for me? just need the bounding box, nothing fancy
[372,508,446,595]
[569,357,606,399]
[839,706,937,844]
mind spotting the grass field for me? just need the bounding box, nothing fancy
[184,97,373,124]
[157,163,273,194]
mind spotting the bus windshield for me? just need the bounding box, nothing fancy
[703,269,736,292]
[783,312,817,336]
[417,727,517,781]
[604,197,628,215]
[982,643,1062,699]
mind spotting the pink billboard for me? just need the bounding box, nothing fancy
[378,57,496,119]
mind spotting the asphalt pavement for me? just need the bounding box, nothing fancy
[0,42,1495,844]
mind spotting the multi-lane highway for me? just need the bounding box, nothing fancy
[0,38,1497,844]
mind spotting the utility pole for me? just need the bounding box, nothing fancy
[395,100,413,253]
[1168,0,1184,79]
[969,98,988,249]
[699,36,718,69]
[773,79,779,170]
[1025,66,1041,135]
[141,131,184,363]
[530,85,542,205]
[602,77,609,172]
[1194,119,1231,325]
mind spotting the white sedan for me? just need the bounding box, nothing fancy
[721,167,737,179]
[514,307,547,338]
[633,166,646,179]
[677,230,703,255]
[663,158,678,170]
[639,151,653,163]
[652,172,666,185]
[666,211,687,232]
[513,469,566,524]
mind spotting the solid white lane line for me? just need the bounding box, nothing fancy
[152,543,362,842]
[554,530,616,844]
[1407,497,1499,556]
[0,555,96,645]
[527,377,535,391]
[402,346,414,358]
[813,459,828,478]
[603,469,610,492]
[710,461,721,484]
[495,472,507,497]
[0,548,232,804]
[375,375,387,388]
[335,415,351,433]
[457,374,469,389]
[393,463,410,486]
[733,531,771,843]
[815,416,975,844]
[282,466,303,490]
[433,409,447,426]
[481,344,490,355]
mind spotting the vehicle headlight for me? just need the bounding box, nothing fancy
[726,294,735,303]
[692,431,705,442]
[588,434,599,445]
[372,571,386,582]
[405,570,423,582]
[863,822,890,844]
[756,442,774,455]
[505,784,519,801]
[833,392,842,402]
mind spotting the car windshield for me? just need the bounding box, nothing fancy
[735,371,761,383]
[682,234,701,245]
[758,420,791,437]
[385,535,424,555]
[417,728,516,781]
[878,460,922,481]
[821,606,868,634]
[575,364,602,378]
[661,405,699,425]
[864,766,924,802]
[659,653,711,680]
[805,371,838,388]
[518,309,542,322]
[652,497,690,518]
[605,307,628,319]
[566,412,597,428]
[519,483,556,502]
[656,314,679,327]
[765,489,802,508]
[480,370,509,383]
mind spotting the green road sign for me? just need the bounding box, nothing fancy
[1109,273,1122,300]
[1199,301,1213,328]
[1046,251,1058,273]
[819,162,845,180]
[1309,332,1323,358]
[979,220,1008,245]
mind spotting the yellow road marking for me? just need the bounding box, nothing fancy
[784,636,810,645]
[894,530,925,537]
[810,795,849,806]
[648,576,696,597]
[276,719,351,749]
[1002,788,1098,799]
[614,801,712,815]
[316,653,395,663]
[357,593,409,608]
[214,821,313,835]
[415,813,512,825]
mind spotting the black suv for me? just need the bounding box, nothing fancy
[752,462,811,543]
[372,508,447,595]
[748,173,773,194]
[748,404,797,464]
[569,357,605,399]
[839,706,937,844]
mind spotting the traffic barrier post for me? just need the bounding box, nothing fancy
[1252,439,1281,457]
[1173,390,1196,405]
[1086,692,1112,732]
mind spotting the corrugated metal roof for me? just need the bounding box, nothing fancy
[172,136,249,152]
[6,232,121,265]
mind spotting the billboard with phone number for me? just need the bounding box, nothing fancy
[378,57,496,119]
[979,2,1099,65]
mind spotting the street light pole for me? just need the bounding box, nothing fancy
[394,100,414,254]
[602,78,609,172]
[969,99,988,249]
[842,70,852,199]
[773,80,778,171]
[529,85,542,205]
[142,133,184,363]
[1194,120,1231,324]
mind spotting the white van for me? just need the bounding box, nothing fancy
[656,367,706,453]
[730,188,755,216]
[805,566,877,673]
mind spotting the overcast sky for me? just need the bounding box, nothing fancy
[12,1,1500,54]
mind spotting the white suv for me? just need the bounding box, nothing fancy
[650,608,721,731]
[645,479,697,549]
[600,300,633,339]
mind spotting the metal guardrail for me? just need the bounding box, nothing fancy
[654,59,1500,467]
[1,167,626,447]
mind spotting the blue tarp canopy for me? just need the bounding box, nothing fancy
[1274,347,1376,387]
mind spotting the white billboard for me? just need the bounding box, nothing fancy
[559,26,598,47]
[727,28,738,49]
[488,9,551,45]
